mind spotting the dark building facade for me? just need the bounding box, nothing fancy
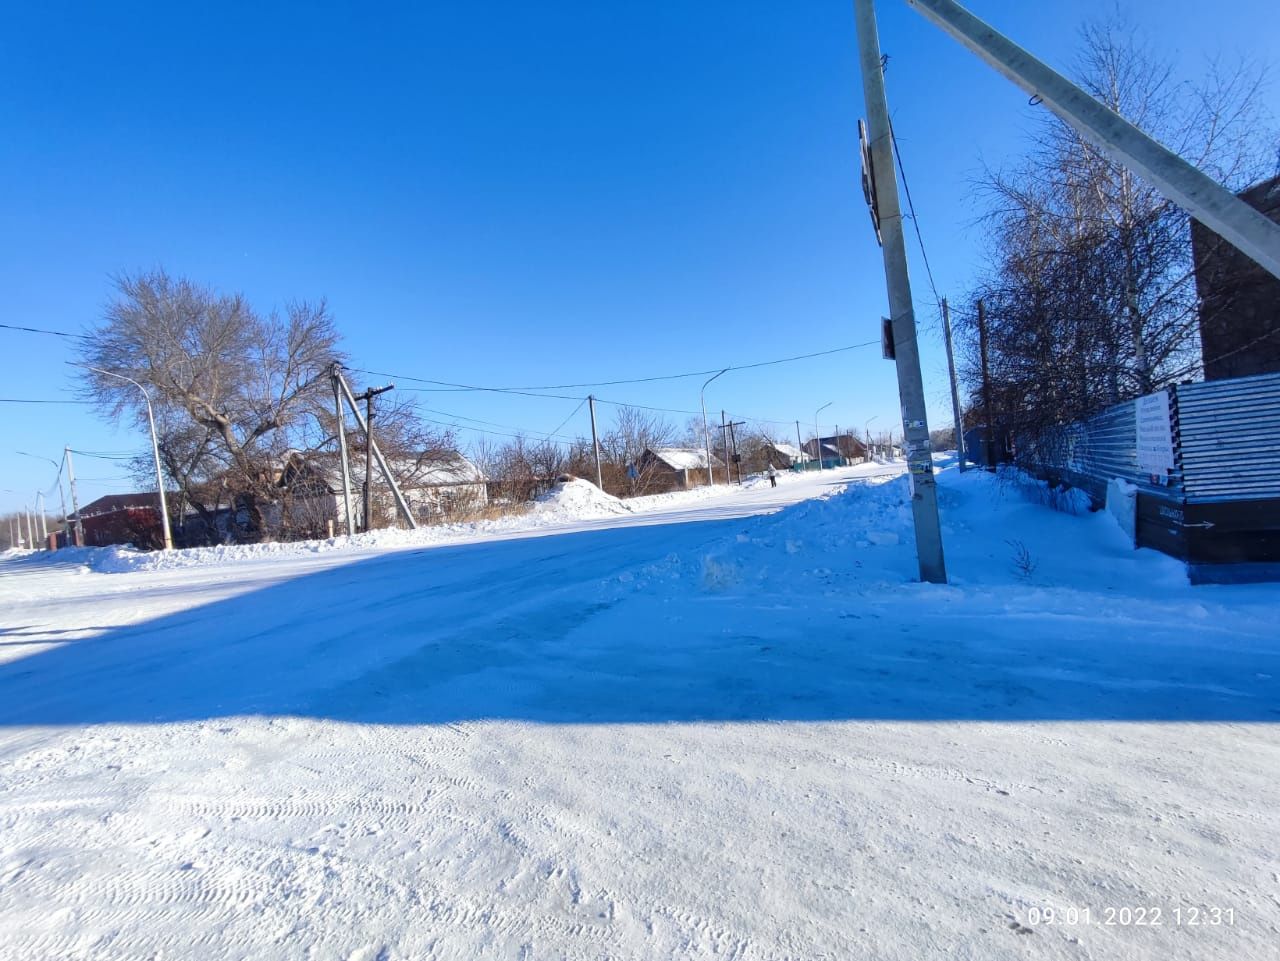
[1191,175,1280,380]
[78,493,166,549]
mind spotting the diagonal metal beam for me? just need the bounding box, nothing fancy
[906,0,1280,281]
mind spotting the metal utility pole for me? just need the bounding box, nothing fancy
[700,369,727,486]
[330,363,356,536]
[854,0,947,583]
[81,365,174,551]
[334,369,418,529]
[65,447,83,546]
[588,395,603,490]
[906,0,1280,283]
[720,410,729,484]
[941,297,966,471]
[727,420,745,483]
[353,383,395,532]
[719,420,747,483]
[977,299,995,470]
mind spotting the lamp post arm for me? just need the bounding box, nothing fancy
[700,369,729,486]
[79,365,174,551]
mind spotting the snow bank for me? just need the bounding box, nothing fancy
[533,477,631,518]
[10,478,636,575]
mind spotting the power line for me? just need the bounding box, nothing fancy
[591,395,806,429]
[366,376,585,401]
[68,449,135,460]
[0,322,80,339]
[498,342,880,389]
[0,398,93,405]
[416,406,579,441]
[889,125,942,312]
[350,339,879,397]
[417,414,577,448]
[542,397,588,444]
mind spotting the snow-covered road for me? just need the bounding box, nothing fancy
[1,464,1278,960]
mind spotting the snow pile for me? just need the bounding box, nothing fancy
[532,477,631,519]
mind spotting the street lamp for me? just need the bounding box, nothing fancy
[17,450,68,545]
[700,368,728,487]
[35,492,48,544]
[864,415,879,459]
[80,366,174,551]
[815,402,832,471]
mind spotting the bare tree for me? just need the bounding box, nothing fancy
[962,17,1276,448]
[81,270,450,543]
[597,405,677,496]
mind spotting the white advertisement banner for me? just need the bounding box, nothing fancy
[1135,391,1175,476]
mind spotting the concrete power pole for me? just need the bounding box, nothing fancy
[588,395,603,491]
[65,447,83,546]
[330,363,356,536]
[795,421,805,470]
[334,369,419,530]
[941,297,966,471]
[854,0,947,583]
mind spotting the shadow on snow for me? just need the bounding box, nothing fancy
[1,514,1277,727]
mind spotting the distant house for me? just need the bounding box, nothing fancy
[397,452,488,518]
[639,447,725,492]
[279,450,487,534]
[766,442,810,469]
[77,492,168,548]
[802,435,867,468]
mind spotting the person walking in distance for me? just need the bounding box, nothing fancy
[767,464,778,488]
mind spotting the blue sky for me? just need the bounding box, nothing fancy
[2,1,1277,515]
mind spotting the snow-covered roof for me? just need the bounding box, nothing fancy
[283,451,485,492]
[770,442,809,462]
[646,447,724,471]
[395,452,486,487]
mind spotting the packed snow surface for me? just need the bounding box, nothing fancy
[1,462,1278,961]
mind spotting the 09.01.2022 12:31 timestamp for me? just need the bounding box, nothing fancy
[1026,905,1236,927]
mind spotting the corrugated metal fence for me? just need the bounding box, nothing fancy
[1175,373,1280,502]
[1016,370,1280,576]
[1020,370,1280,504]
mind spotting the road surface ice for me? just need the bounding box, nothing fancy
[1,463,1277,960]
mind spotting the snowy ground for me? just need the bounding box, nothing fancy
[1,462,1277,960]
